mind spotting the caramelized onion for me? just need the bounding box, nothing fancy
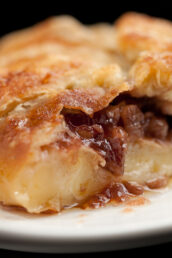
[120,105,145,137]
[144,112,168,140]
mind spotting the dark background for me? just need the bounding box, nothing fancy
[0,0,172,256]
[1,1,172,36]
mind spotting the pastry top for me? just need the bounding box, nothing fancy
[116,12,172,61]
[0,16,131,117]
[115,12,172,112]
[0,13,172,117]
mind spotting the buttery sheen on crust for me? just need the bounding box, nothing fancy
[0,13,172,213]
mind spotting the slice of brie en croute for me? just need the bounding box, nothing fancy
[0,13,172,213]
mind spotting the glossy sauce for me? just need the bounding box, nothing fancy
[80,177,168,210]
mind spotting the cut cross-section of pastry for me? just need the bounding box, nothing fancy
[0,13,172,213]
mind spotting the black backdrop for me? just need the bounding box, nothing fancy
[1,1,172,36]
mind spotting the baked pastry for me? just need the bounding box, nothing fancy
[0,13,172,213]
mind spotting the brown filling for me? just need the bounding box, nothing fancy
[63,95,171,176]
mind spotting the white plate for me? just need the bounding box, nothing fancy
[0,188,172,253]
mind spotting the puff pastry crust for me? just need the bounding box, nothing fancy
[0,13,172,213]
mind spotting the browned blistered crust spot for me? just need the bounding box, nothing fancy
[27,99,62,127]
[0,72,41,98]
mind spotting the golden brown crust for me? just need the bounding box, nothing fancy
[0,16,116,54]
[0,18,129,116]
[129,52,172,112]
[3,12,172,118]
[114,12,172,108]
[116,12,172,61]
